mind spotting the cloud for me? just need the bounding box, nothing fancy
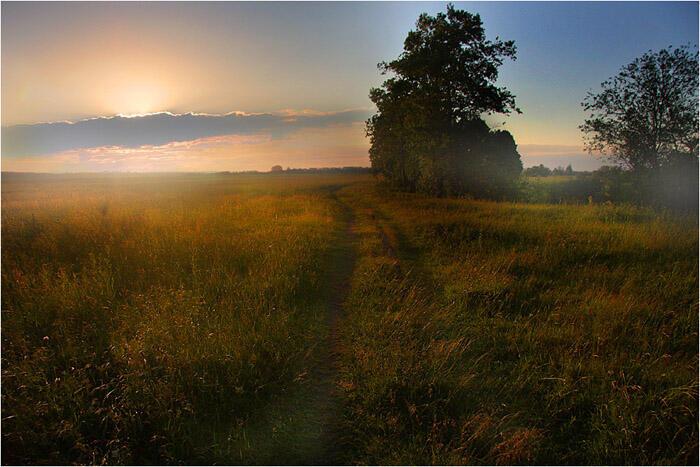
[2,123,370,173]
[1,109,372,158]
[2,116,604,172]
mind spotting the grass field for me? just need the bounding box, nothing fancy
[2,173,697,464]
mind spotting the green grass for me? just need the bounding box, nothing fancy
[335,181,698,464]
[2,173,697,464]
[518,174,599,204]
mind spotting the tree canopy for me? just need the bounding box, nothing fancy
[580,46,698,210]
[580,46,699,171]
[367,4,523,198]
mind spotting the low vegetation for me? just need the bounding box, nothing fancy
[519,166,698,211]
[2,173,697,465]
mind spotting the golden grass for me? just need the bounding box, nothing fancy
[2,173,697,464]
[1,173,368,464]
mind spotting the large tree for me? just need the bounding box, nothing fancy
[580,46,699,171]
[367,4,523,198]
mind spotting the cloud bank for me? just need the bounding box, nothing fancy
[2,112,603,172]
[2,123,371,173]
[2,109,372,158]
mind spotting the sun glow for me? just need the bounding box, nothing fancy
[104,82,169,116]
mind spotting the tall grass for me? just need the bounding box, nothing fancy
[336,181,698,464]
[1,173,366,464]
[2,173,697,464]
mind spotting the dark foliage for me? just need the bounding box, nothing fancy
[367,4,523,198]
[552,164,574,176]
[523,164,575,177]
[524,164,553,177]
[581,46,698,171]
[580,46,699,210]
[522,162,699,212]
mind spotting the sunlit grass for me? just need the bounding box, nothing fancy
[1,172,367,464]
[2,173,697,464]
[336,181,698,464]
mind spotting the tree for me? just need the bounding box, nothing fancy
[367,4,523,198]
[580,46,699,171]
[270,165,283,172]
[524,164,552,177]
[551,165,574,176]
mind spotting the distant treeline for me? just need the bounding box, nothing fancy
[521,164,698,211]
[523,164,575,177]
[217,166,372,175]
[269,166,372,174]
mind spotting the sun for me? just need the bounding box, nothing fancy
[105,82,168,116]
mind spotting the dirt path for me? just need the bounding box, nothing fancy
[311,195,357,464]
[226,191,357,465]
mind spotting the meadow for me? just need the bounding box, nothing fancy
[2,172,697,464]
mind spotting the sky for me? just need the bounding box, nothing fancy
[2,1,698,172]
